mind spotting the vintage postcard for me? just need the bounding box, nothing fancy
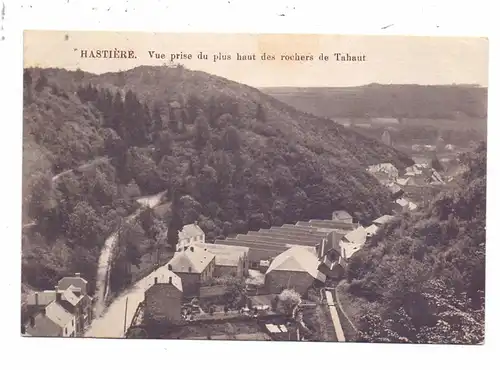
[21,31,487,344]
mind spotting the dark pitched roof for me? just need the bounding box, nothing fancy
[146,283,183,298]
[26,291,56,306]
[307,220,357,230]
[214,238,295,262]
[58,275,88,294]
[57,299,76,314]
[237,233,318,247]
[25,313,61,337]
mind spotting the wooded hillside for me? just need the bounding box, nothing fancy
[22,66,413,292]
[345,142,486,344]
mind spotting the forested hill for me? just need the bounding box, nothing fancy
[23,65,412,291]
[346,142,486,344]
[262,84,488,120]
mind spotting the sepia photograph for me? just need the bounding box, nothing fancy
[21,31,487,344]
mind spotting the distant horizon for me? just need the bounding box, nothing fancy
[24,31,489,88]
[25,64,489,90]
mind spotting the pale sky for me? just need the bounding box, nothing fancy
[24,31,489,87]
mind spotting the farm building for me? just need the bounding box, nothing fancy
[211,219,358,271]
[166,245,215,297]
[217,225,329,268]
[194,242,250,278]
[144,268,183,325]
[264,246,326,296]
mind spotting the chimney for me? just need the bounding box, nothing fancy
[167,264,172,271]
[75,272,81,277]
[194,221,198,225]
[154,277,158,284]
[190,246,194,252]
[168,277,172,284]
[35,292,39,306]
[55,286,61,301]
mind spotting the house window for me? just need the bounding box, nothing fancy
[65,328,67,335]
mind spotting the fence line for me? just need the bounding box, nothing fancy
[334,285,359,334]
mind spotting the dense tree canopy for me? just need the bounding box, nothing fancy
[22,66,413,294]
[347,143,486,344]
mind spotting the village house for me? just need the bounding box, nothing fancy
[331,210,353,224]
[339,226,368,260]
[373,215,396,226]
[143,266,183,325]
[24,273,93,337]
[176,222,205,250]
[24,298,77,337]
[194,242,250,278]
[394,198,418,213]
[264,245,326,296]
[365,215,396,238]
[166,245,216,297]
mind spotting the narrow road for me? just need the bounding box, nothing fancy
[52,156,110,182]
[23,157,111,229]
[88,190,168,333]
[85,263,170,338]
[93,209,142,318]
[325,291,345,342]
[136,190,167,208]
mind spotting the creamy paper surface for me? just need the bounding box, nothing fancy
[24,31,488,87]
[22,31,487,344]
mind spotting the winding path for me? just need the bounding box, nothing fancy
[86,190,168,337]
[52,156,110,182]
[23,157,111,229]
[92,209,143,318]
